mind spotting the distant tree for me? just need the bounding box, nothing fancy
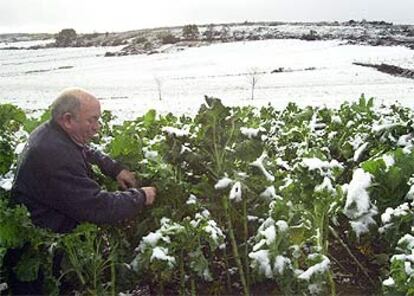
[157,31,178,44]
[154,76,164,101]
[143,41,153,51]
[55,28,77,47]
[84,32,99,40]
[220,25,231,41]
[110,38,127,46]
[247,67,262,100]
[134,36,148,44]
[301,29,319,41]
[204,24,215,41]
[182,24,199,40]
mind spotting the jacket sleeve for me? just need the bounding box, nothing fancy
[37,148,146,226]
[84,146,124,179]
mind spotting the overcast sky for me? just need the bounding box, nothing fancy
[1,0,413,34]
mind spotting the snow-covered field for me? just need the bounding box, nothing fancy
[0,38,413,119]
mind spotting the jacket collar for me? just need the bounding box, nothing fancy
[49,119,85,149]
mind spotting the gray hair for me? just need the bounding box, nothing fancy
[51,89,82,121]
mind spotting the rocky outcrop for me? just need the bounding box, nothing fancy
[2,20,414,56]
[55,29,77,47]
[353,62,414,79]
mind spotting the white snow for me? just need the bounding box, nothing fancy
[162,126,190,137]
[0,178,13,191]
[276,157,291,170]
[308,283,322,295]
[214,176,233,189]
[249,249,273,279]
[349,208,378,239]
[349,134,365,150]
[240,127,264,139]
[0,171,14,191]
[251,152,275,182]
[353,142,368,162]
[14,142,26,155]
[406,185,414,200]
[315,176,336,194]
[141,232,165,247]
[398,234,414,250]
[186,194,198,205]
[405,261,414,276]
[279,176,293,191]
[343,168,373,219]
[343,168,378,238]
[143,149,158,161]
[391,252,414,264]
[229,181,242,202]
[150,246,176,267]
[276,220,289,233]
[260,225,276,245]
[382,154,395,170]
[309,113,326,131]
[372,122,404,133]
[202,268,213,281]
[204,219,225,244]
[0,39,55,49]
[247,215,259,221]
[0,283,8,292]
[381,203,410,224]
[382,277,395,287]
[298,255,330,281]
[398,134,413,147]
[201,209,210,218]
[331,115,342,124]
[2,39,414,119]
[274,255,291,275]
[260,185,279,200]
[302,158,342,172]
[180,145,192,154]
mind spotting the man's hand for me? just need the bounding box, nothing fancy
[141,187,157,205]
[116,169,137,190]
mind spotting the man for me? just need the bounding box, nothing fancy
[7,88,156,293]
[12,87,156,232]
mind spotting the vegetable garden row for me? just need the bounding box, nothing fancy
[1,96,414,295]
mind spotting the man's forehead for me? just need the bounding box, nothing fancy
[79,95,100,108]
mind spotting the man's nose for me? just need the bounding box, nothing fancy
[93,121,101,132]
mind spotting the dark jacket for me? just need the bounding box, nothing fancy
[11,120,146,233]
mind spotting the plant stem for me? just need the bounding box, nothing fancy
[243,197,250,287]
[110,247,116,296]
[329,226,376,287]
[315,204,335,295]
[191,278,196,296]
[223,247,232,292]
[179,250,186,296]
[223,197,249,296]
[212,118,222,174]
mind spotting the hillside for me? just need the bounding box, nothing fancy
[1,20,414,56]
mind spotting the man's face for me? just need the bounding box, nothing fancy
[70,98,101,145]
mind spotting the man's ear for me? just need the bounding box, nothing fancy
[61,112,74,129]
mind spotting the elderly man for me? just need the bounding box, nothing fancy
[6,88,156,294]
[11,88,156,233]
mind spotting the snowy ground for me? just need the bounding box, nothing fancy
[0,38,413,119]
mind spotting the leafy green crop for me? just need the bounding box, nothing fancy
[2,95,414,295]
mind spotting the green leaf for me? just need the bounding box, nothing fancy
[143,109,156,127]
[14,250,41,282]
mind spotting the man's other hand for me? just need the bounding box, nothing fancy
[141,187,157,205]
[116,169,137,189]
